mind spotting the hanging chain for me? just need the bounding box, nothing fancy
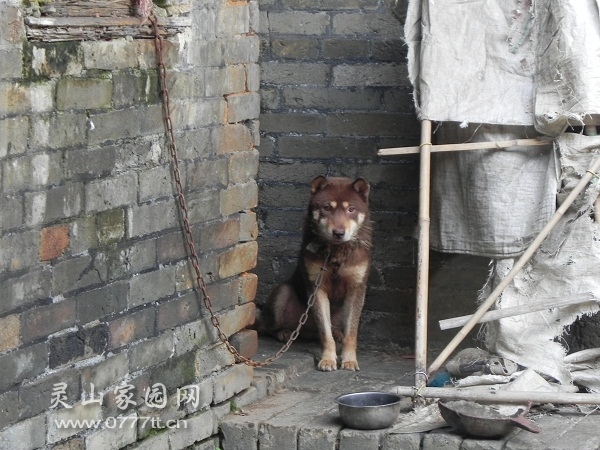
[148,13,328,367]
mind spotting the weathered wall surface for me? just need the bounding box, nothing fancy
[0,0,261,448]
[255,0,489,350]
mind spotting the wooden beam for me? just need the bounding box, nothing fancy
[25,16,191,28]
[24,15,191,42]
[392,385,600,405]
[378,138,552,157]
[439,293,598,330]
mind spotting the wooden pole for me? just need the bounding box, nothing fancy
[392,385,600,405]
[438,293,598,330]
[415,120,432,402]
[378,138,551,157]
[427,153,600,378]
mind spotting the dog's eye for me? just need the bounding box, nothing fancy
[323,205,332,212]
[348,206,356,213]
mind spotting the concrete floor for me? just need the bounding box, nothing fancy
[220,337,600,450]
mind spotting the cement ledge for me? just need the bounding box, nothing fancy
[219,338,600,450]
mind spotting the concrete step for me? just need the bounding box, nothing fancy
[219,338,600,450]
[220,338,415,450]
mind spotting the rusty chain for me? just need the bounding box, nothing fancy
[148,13,328,367]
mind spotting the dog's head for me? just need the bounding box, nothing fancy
[309,175,370,244]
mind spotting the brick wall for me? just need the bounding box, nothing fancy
[0,0,490,446]
[0,0,261,448]
[255,0,489,350]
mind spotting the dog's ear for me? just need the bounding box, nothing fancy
[352,178,370,199]
[310,175,329,194]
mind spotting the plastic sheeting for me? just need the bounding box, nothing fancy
[534,0,600,136]
[405,0,536,126]
[429,123,558,257]
[405,0,600,132]
[484,134,600,387]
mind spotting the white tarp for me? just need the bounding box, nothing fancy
[405,0,536,126]
[534,0,600,136]
[484,134,600,387]
[429,123,557,257]
[405,0,600,131]
[404,0,600,387]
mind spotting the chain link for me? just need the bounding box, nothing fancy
[148,13,328,367]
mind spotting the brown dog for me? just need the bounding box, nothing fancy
[258,175,372,371]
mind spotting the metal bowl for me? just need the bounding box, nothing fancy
[438,400,541,438]
[335,391,402,430]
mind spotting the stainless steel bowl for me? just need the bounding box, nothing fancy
[335,391,402,430]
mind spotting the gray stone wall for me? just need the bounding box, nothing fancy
[255,0,489,350]
[0,0,261,448]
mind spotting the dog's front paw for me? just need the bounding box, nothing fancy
[317,358,337,371]
[341,360,360,371]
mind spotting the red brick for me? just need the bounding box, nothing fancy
[199,219,240,251]
[238,273,258,304]
[216,124,253,154]
[156,293,200,331]
[219,182,258,217]
[205,279,238,312]
[21,299,76,342]
[0,315,20,352]
[39,225,69,261]
[218,241,257,279]
[229,329,258,361]
[108,308,154,349]
[218,302,256,337]
[239,211,258,242]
